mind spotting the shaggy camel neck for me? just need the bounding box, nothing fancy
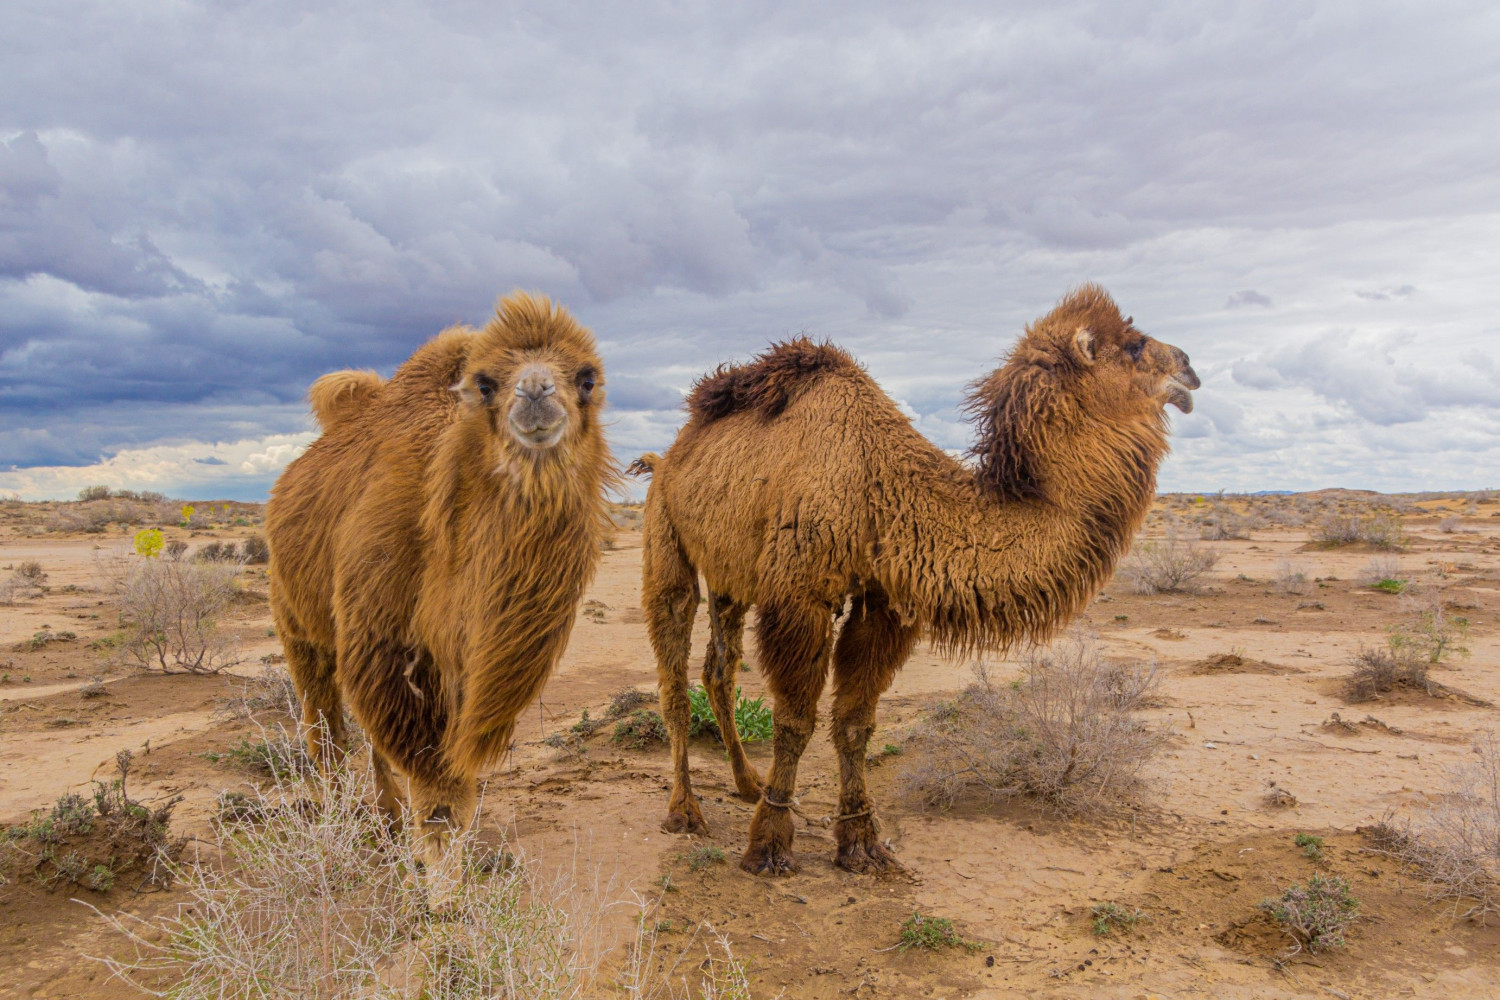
[875,402,1167,656]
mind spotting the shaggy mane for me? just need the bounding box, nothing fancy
[686,337,855,424]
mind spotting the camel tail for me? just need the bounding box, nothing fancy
[308,370,384,430]
[626,453,660,478]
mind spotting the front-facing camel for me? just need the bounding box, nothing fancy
[636,285,1198,875]
[266,293,613,902]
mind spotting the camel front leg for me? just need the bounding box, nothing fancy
[741,600,831,876]
[408,770,479,914]
[704,593,763,801]
[830,592,916,873]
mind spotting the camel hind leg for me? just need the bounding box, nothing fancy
[741,599,833,875]
[280,634,347,773]
[830,590,916,873]
[642,497,705,834]
[704,593,763,801]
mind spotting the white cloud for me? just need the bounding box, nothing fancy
[0,432,315,500]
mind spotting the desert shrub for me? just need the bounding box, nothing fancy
[1117,524,1217,594]
[201,729,314,780]
[897,912,977,953]
[192,540,240,563]
[1259,874,1359,956]
[3,750,179,894]
[240,534,270,564]
[614,709,669,748]
[1375,733,1500,918]
[164,539,189,561]
[115,555,242,673]
[1272,560,1310,596]
[1295,832,1324,860]
[1391,594,1470,664]
[0,560,47,605]
[898,630,1168,815]
[1313,512,1404,549]
[1343,646,1431,702]
[1091,902,1145,936]
[687,845,727,871]
[78,485,112,502]
[1198,501,1252,540]
[605,687,655,720]
[1439,516,1461,533]
[1358,556,1405,592]
[93,758,747,999]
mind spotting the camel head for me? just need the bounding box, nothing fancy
[1036,284,1200,417]
[455,292,605,463]
[967,284,1199,501]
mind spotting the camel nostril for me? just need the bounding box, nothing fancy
[514,380,556,401]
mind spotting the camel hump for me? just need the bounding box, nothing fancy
[626,453,660,478]
[686,337,856,424]
[308,369,384,429]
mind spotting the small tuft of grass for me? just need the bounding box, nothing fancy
[1090,902,1146,937]
[897,911,980,953]
[1295,832,1324,860]
[687,845,727,871]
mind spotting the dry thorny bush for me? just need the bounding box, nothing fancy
[898,630,1169,816]
[99,549,244,674]
[89,756,755,999]
[0,560,47,605]
[1117,522,1218,595]
[1312,511,1404,549]
[1370,733,1500,920]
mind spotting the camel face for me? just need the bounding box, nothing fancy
[459,346,602,457]
[1078,325,1199,415]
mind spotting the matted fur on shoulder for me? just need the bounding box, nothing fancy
[686,337,856,423]
[308,370,383,430]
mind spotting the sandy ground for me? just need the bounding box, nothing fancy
[2,494,1499,998]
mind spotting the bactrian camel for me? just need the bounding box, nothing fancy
[634,285,1198,875]
[266,293,614,899]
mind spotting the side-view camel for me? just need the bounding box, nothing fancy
[633,285,1198,875]
[266,293,614,900]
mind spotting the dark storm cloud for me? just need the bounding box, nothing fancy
[2,1,1498,492]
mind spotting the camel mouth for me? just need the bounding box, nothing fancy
[1163,376,1195,414]
[508,415,567,450]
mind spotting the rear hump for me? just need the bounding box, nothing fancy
[686,337,855,424]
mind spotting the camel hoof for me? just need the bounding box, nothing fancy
[836,838,902,874]
[740,841,798,876]
[662,810,709,836]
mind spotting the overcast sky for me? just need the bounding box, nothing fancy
[2,1,1497,500]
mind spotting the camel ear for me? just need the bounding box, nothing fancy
[1073,327,1096,366]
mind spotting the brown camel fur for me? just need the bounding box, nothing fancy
[266,293,613,898]
[636,285,1198,876]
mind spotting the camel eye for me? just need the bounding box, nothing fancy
[474,375,498,401]
[576,367,597,400]
[1126,340,1146,361]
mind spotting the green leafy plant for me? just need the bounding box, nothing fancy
[685,685,774,743]
[1295,832,1324,860]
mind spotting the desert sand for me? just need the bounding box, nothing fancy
[2,491,1498,998]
